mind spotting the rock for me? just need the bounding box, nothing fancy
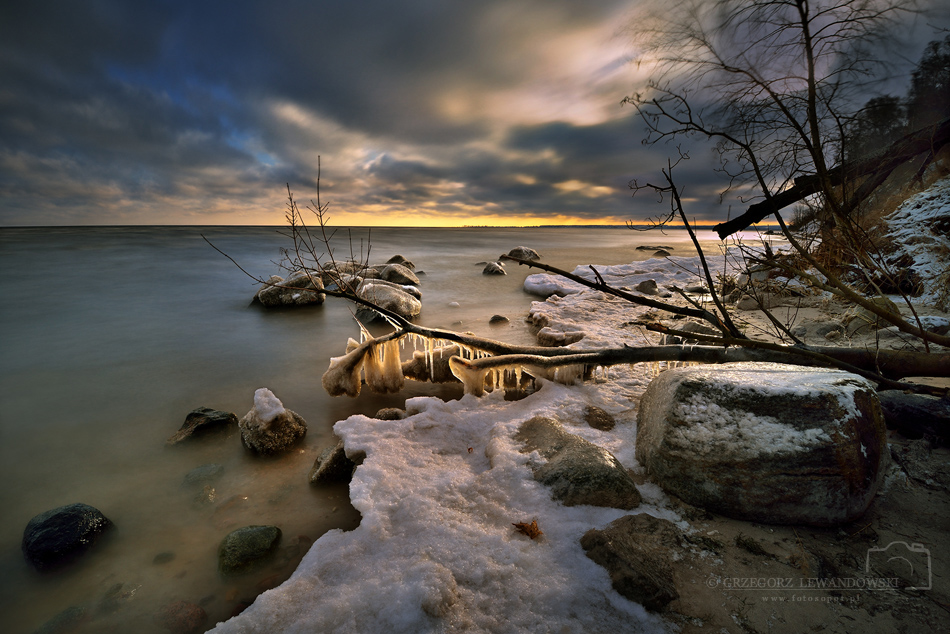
[22,503,113,571]
[684,284,707,294]
[380,263,420,285]
[153,551,175,564]
[255,270,326,307]
[218,525,282,577]
[735,292,783,310]
[374,407,408,420]
[651,249,671,257]
[385,255,415,270]
[514,417,641,509]
[580,514,680,611]
[877,390,950,446]
[505,246,541,261]
[356,282,422,319]
[182,463,224,486]
[239,388,307,455]
[890,438,950,491]
[636,245,674,252]
[166,407,238,445]
[31,606,87,634]
[308,440,357,484]
[489,314,509,324]
[482,261,506,275]
[153,600,208,634]
[844,296,901,335]
[636,362,888,526]
[584,405,616,431]
[635,279,659,295]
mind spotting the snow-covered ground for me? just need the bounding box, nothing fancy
[210,177,950,633]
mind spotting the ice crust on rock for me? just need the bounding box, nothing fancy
[251,388,285,424]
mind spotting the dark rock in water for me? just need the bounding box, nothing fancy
[309,440,357,485]
[22,503,113,571]
[504,246,541,261]
[153,551,176,564]
[153,600,208,634]
[166,408,238,446]
[514,417,641,509]
[218,525,282,577]
[877,390,950,446]
[489,314,510,324]
[239,388,307,455]
[97,582,140,615]
[583,406,616,431]
[182,463,224,486]
[636,362,888,526]
[580,514,680,611]
[374,407,408,420]
[651,249,671,257]
[636,245,674,252]
[482,261,506,275]
[32,606,87,634]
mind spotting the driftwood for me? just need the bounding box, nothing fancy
[714,118,950,239]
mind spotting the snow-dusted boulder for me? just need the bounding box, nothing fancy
[356,281,422,320]
[515,417,641,510]
[239,388,307,455]
[636,363,888,526]
[255,270,325,307]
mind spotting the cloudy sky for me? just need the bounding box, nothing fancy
[1,1,945,227]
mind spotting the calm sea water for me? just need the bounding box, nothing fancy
[0,225,718,633]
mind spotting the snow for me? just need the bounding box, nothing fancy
[249,388,287,424]
[883,176,950,309]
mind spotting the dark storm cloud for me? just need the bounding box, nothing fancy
[8,1,938,226]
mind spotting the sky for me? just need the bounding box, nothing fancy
[1,1,947,227]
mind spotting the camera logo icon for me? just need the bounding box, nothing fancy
[866,542,932,590]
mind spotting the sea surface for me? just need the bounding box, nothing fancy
[0,225,725,633]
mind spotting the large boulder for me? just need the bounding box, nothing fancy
[380,263,420,285]
[636,362,888,526]
[255,270,325,307]
[239,388,307,455]
[22,503,113,570]
[514,417,641,509]
[166,407,238,446]
[580,514,680,611]
[356,281,422,320]
[218,525,282,577]
[505,246,541,261]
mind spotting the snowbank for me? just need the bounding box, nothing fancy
[210,381,675,634]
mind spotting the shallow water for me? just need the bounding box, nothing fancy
[0,225,728,633]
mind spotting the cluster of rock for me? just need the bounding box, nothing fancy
[253,255,423,320]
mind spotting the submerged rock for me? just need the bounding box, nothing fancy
[580,514,680,611]
[239,388,307,455]
[22,503,113,571]
[514,416,641,509]
[636,362,888,526]
[218,525,282,577]
[166,408,238,446]
[153,600,207,634]
[182,463,224,486]
[31,606,87,634]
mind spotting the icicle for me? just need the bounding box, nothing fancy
[449,356,491,397]
[322,337,374,397]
